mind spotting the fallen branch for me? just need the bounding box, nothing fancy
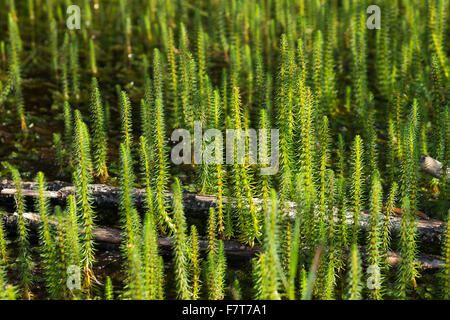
[0,181,446,253]
[0,181,447,251]
[421,155,450,180]
[0,180,435,219]
[0,211,258,258]
[0,211,443,269]
[0,180,446,252]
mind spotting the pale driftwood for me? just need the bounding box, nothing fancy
[0,211,444,269]
[0,180,447,252]
[421,155,450,180]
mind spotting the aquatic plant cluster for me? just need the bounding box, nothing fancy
[0,0,448,300]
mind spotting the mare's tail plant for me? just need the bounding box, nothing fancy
[396,196,419,299]
[5,163,32,299]
[443,209,450,299]
[366,170,383,300]
[119,143,144,299]
[205,207,227,300]
[73,110,97,291]
[0,266,16,300]
[299,90,317,248]
[381,182,398,267]
[90,77,108,181]
[7,13,26,130]
[0,211,8,266]
[35,172,63,299]
[119,90,133,154]
[345,243,363,300]
[151,49,175,233]
[69,34,80,100]
[253,189,284,300]
[397,103,421,299]
[141,204,162,300]
[350,135,365,244]
[105,276,113,300]
[140,135,162,299]
[189,225,202,300]
[172,178,191,299]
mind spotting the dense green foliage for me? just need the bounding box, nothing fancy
[0,0,448,300]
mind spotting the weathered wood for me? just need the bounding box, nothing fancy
[421,155,450,180]
[0,211,258,258]
[0,211,443,269]
[386,252,443,270]
[0,180,447,252]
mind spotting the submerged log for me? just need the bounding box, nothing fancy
[0,180,446,252]
[421,155,450,180]
[0,211,258,258]
[0,180,437,219]
[0,180,433,219]
[0,211,443,269]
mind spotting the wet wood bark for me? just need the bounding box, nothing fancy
[0,211,444,269]
[0,211,258,258]
[0,180,447,252]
